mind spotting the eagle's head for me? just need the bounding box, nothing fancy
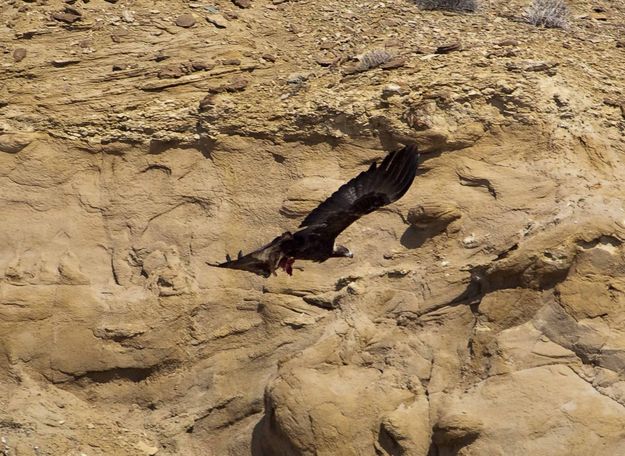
[332,245,353,258]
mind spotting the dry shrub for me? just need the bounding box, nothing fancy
[525,0,569,28]
[359,49,393,70]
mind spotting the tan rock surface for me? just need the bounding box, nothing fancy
[2,0,625,455]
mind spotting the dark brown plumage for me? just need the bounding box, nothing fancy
[209,144,420,277]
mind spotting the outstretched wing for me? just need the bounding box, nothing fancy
[208,232,292,278]
[299,144,419,238]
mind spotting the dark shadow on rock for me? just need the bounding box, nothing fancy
[251,414,267,456]
[251,404,302,456]
[149,129,217,160]
[427,427,479,456]
[378,423,403,456]
[400,225,442,249]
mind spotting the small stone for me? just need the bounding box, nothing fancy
[191,61,215,71]
[380,57,405,70]
[462,234,480,249]
[315,52,338,66]
[52,12,81,23]
[382,83,401,96]
[435,42,462,54]
[226,77,248,92]
[221,58,240,66]
[603,98,624,107]
[175,13,196,28]
[112,63,127,71]
[232,0,251,8]
[199,94,216,111]
[261,53,276,62]
[158,64,188,79]
[64,5,82,16]
[122,9,134,22]
[497,39,519,47]
[208,77,248,94]
[616,41,625,48]
[153,51,169,62]
[51,58,81,67]
[13,48,27,62]
[206,14,228,28]
[382,83,409,97]
[591,11,608,21]
[287,72,310,84]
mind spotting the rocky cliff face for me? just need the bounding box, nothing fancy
[2,0,625,455]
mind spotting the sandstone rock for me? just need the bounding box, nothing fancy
[206,14,228,29]
[407,200,461,229]
[157,64,188,79]
[261,53,277,62]
[175,13,196,28]
[13,48,27,62]
[380,396,431,455]
[51,58,81,67]
[497,39,520,46]
[0,133,39,153]
[190,61,214,71]
[380,57,406,70]
[257,366,415,455]
[52,12,81,24]
[315,52,338,67]
[135,441,159,455]
[2,1,625,455]
[435,42,462,54]
[221,58,241,66]
[232,0,252,8]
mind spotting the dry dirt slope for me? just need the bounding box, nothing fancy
[1,0,625,454]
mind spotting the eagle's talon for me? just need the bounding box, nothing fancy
[277,257,295,276]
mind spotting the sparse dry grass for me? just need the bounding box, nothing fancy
[525,0,569,28]
[359,49,393,70]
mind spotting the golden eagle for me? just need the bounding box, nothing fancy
[210,144,419,277]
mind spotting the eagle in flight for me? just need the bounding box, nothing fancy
[210,144,420,277]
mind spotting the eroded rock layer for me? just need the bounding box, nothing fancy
[2,0,625,455]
